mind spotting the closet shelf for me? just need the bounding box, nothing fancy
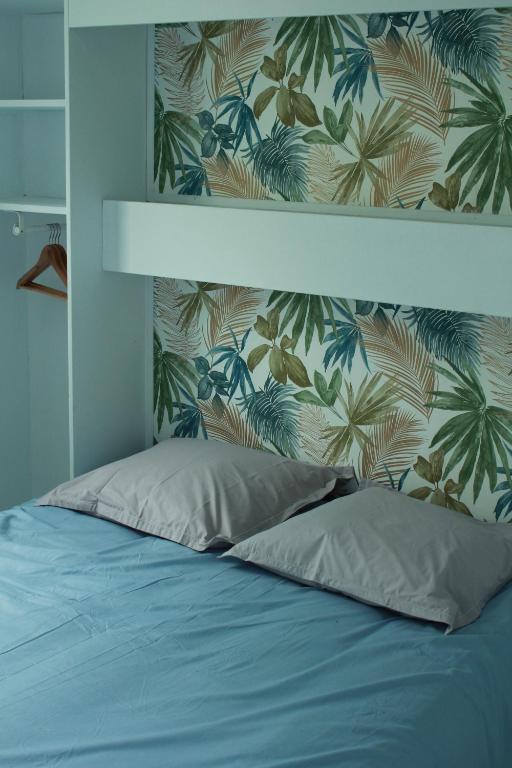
[0,197,67,215]
[0,99,65,111]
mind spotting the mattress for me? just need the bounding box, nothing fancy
[1,501,511,768]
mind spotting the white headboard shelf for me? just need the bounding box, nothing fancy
[69,0,512,28]
[103,200,511,317]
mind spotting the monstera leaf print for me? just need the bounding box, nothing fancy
[428,363,512,501]
[442,74,512,214]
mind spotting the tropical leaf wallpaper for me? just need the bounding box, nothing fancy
[153,9,512,215]
[154,279,512,523]
[152,10,512,523]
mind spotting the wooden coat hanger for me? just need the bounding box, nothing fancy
[17,232,68,301]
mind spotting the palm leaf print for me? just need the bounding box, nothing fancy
[481,316,512,410]
[154,331,199,432]
[209,19,271,100]
[332,100,414,204]
[358,315,437,419]
[202,156,268,199]
[154,278,201,358]
[371,35,453,141]
[155,26,205,115]
[308,145,340,203]
[442,74,512,214]
[176,282,222,331]
[252,122,309,202]
[359,409,424,483]
[178,21,234,86]
[502,14,512,86]
[372,133,441,208]
[242,377,301,458]
[423,9,503,82]
[407,307,482,370]
[200,401,262,449]
[267,291,336,354]
[206,284,263,349]
[428,363,512,501]
[300,404,334,465]
[323,373,400,464]
[274,16,360,90]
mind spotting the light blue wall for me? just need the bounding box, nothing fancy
[25,229,69,497]
[0,216,32,508]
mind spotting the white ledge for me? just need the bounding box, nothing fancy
[69,0,512,28]
[103,200,512,317]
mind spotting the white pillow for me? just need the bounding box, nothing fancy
[38,438,353,551]
[223,488,512,632]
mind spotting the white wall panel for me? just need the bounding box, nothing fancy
[0,215,31,508]
[68,26,150,477]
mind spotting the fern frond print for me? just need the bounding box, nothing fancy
[153,11,512,524]
[155,8,512,215]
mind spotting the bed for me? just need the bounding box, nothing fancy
[1,500,512,768]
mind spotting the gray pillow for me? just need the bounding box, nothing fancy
[222,487,512,632]
[38,438,352,551]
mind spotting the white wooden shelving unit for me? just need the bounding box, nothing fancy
[0,197,67,214]
[0,1,68,508]
[0,99,65,110]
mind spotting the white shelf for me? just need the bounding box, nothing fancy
[69,0,512,27]
[104,200,512,318]
[0,99,65,111]
[0,196,66,214]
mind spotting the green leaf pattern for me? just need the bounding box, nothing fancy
[153,11,512,523]
[155,282,512,524]
[155,10,512,213]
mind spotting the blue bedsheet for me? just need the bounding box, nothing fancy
[1,502,512,768]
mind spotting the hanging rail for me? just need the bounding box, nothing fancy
[12,213,66,238]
